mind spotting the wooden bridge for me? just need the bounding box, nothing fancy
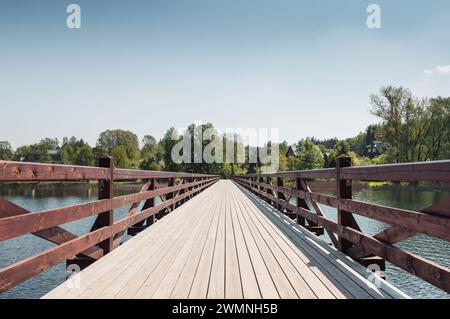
[0,157,449,299]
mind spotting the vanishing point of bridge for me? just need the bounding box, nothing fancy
[0,158,449,298]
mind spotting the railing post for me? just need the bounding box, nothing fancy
[336,155,353,252]
[96,156,114,254]
[295,178,306,226]
[266,177,273,205]
[168,177,175,211]
[258,177,263,198]
[276,177,285,212]
[145,178,156,226]
[187,177,193,200]
[180,178,187,204]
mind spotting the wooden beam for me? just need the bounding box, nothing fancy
[300,179,338,246]
[0,178,217,293]
[238,178,450,242]
[239,160,450,182]
[0,198,103,260]
[0,178,216,242]
[0,161,109,181]
[295,178,307,226]
[235,178,450,293]
[90,156,114,254]
[336,155,358,252]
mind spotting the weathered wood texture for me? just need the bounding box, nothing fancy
[0,160,219,293]
[44,180,406,299]
[233,159,450,294]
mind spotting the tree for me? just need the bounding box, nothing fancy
[111,146,130,168]
[61,137,94,166]
[141,135,158,161]
[160,127,181,172]
[370,86,431,163]
[288,139,324,170]
[310,137,338,150]
[346,124,381,156]
[15,138,60,162]
[15,145,32,161]
[424,97,450,160]
[298,139,325,169]
[0,141,14,160]
[96,130,140,168]
[186,122,221,174]
[139,134,165,171]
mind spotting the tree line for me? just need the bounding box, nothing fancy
[0,86,448,177]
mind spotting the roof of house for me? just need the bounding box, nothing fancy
[286,146,297,157]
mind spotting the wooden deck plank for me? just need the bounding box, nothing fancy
[151,189,222,298]
[133,196,214,298]
[224,186,243,299]
[234,182,403,299]
[229,185,337,299]
[206,186,226,299]
[188,185,223,299]
[236,185,382,299]
[80,198,207,298]
[230,185,351,299]
[79,189,212,298]
[229,189,262,299]
[43,194,202,299]
[169,189,222,298]
[44,180,406,300]
[233,189,297,298]
[120,191,216,298]
[231,189,280,299]
[235,186,314,299]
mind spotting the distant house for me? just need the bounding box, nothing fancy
[47,150,61,162]
[286,146,297,158]
[363,140,387,158]
[17,149,61,163]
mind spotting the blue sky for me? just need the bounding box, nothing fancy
[1,0,449,147]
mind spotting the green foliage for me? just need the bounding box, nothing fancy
[141,135,158,161]
[2,86,449,175]
[160,127,181,172]
[326,140,350,167]
[111,146,130,168]
[286,139,324,171]
[96,129,140,168]
[278,153,288,172]
[61,137,94,166]
[0,141,14,160]
[371,153,390,165]
[15,138,59,163]
[346,124,380,156]
[371,86,450,163]
[309,137,338,150]
[140,134,164,171]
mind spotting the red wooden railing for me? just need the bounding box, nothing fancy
[233,156,450,293]
[0,157,219,293]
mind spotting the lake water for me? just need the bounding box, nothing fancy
[0,183,449,299]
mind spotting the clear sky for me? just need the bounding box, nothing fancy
[1,0,449,148]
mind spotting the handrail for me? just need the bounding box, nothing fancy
[0,161,216,181]
[0,158,220,293]
[240,159,450,181]
[233,156,450,293]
